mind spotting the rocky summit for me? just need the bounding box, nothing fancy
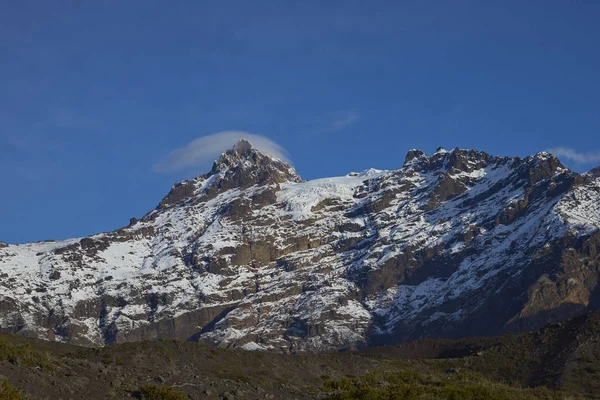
[1,140,600,352]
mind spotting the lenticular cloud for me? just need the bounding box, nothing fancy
[154,131,290,173]
[546,147,600,164]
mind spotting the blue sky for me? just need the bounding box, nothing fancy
[1,1,599,243]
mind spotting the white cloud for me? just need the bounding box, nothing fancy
[153,131,290,173]
[331,112,359,130]
[300,111,359,140]
[546,147,600,164]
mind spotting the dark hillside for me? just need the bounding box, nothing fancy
[1,312,599,399]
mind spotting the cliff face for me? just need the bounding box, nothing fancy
[1,141,600,352]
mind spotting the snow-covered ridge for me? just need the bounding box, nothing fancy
[1,142,599,352]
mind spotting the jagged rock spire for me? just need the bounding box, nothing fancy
[232,138,253,154]
[208,139,300,181]
[404,149,427,165]
[157,139,301,209]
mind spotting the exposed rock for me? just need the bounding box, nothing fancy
[158,180,197,209]
[426,175,468,209]
[404,149,426,165]
[587,166,600,178]
[1,144,600,353]
[527,153,562,186]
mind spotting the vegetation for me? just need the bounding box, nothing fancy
[137,384,188,400]
[0,313,598,399]
[0,335,55,372]
[322,369,583,400]
[0,379,25,400]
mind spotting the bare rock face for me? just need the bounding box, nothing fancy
[157,139,301,210]
[1,141,600,353]
[587,166,600,179]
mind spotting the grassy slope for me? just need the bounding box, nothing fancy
[0,312,598,399]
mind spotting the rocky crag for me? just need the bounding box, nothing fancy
[1,140,600,352]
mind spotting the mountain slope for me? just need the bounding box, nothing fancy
[2,312,600,400]
[1,140,600,352]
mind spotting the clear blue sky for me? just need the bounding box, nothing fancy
[1,1,599,243]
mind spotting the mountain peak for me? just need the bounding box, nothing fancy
[586,165,600,178]
[403,147,497,174]
[231,138,253,155]
[214,138,256,165]
[157,139,301,209]
[404,149,427,165]
[210,139,294,176]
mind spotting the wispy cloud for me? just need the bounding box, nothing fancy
[546,147,600,164]
[154,131,290,173]
[5,109,94,153]
[298,111,360,141]
[330,112,359,130]
[1,109,96,181]
[32,109,95,131]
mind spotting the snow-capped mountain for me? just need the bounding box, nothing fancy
[1,140,600,352]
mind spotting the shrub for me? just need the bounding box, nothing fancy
[323,378,354,392]
[138,384,188,400]
[0,379,25,400]
[585,365,598,374]
[580,354,593,363]
[325,383,424,400]
[230,372,250,383]
[101,354,114,365]
[0,336,55,372]
[434,384,495,400]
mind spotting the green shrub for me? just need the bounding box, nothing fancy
[325,383,424,400]
[323,378,354,392]
[585,365,598,374]
[580,354,593,363]
[101,354,113,365]
[0,336,55,372]
[433,384,495,400]
[322,366,580,400]
[230,372,250,383]
[138,384,188,400]
[0,379,25,400]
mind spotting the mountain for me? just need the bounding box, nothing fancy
[1,140,600,352]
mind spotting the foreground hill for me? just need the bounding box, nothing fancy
[1,140,600,351]
[1,312,600,399]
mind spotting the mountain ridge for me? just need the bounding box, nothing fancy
[1,140,599,353]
